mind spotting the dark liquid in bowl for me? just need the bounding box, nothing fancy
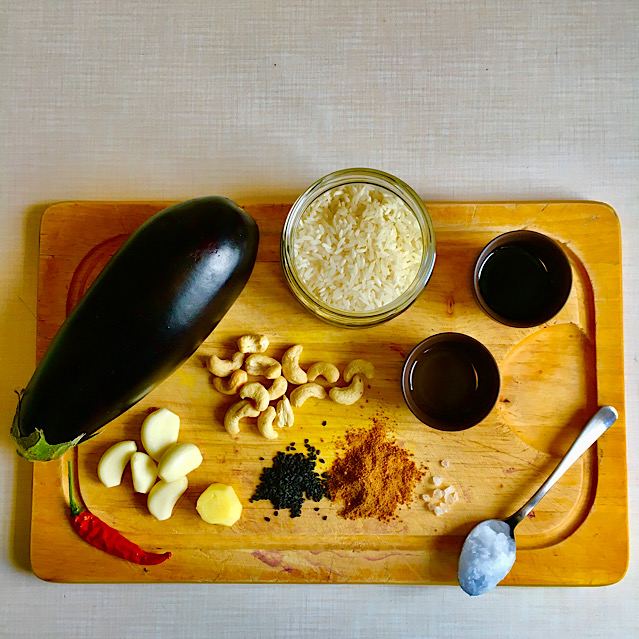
[409,344,479,422]
[477,245,553,323]
[402,333,500,431]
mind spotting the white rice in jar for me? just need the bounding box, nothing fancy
[292,183,425,313]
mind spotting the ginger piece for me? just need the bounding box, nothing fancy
[196,483,242,526]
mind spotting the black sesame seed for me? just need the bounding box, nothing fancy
[250,442,331,518]
[264,517,270,522]
[322,421,327,426]
[319,459,325,464]
[274,511,278,517]
[314,507,320,511]
[322,516,327,521]
[304,439,309,444]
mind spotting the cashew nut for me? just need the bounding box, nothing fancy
[274,396,294,428]
[224,399,260,436]
[245,354,282,379]
[208,351,245,377]
[257,406,278,440]
[212,369,248,395]
[343,359,375,383]
[307,361,340,384]
[266,375,288,401]
[239,382,270,412]
[329,374,365,405]
[290,382,327,407]
[237,334,270,354]
[282,344,308,385]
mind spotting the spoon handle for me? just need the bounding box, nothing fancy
[505,406,618,530]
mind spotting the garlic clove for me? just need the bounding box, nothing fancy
[157,442,203,482]
[147,476,188,521]
[141,408,180,461]
[130,452,158,494]
[97,440,137,488]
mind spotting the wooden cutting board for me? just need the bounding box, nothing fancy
[30,200,627,585]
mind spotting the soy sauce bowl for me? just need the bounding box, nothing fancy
[401,333,500,432]
[473,230,572,328]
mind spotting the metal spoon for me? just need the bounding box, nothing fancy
[458,405,618,596]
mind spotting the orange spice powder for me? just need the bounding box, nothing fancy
[327,419,425,522]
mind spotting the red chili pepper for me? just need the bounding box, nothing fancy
[67,461,171,566]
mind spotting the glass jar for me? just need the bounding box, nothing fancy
[280,168,436,327]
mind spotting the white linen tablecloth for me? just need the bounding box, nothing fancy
[1,1,637,637]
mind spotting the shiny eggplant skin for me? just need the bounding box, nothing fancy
[12,197,259,461]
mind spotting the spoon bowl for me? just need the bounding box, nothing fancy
[458,405,618,596]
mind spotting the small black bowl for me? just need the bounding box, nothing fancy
[472,230,572,328]
[401,333,500,432]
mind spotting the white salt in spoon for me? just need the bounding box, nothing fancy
[458,405,618,596]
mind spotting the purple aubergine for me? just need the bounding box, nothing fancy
[11,196,259,462]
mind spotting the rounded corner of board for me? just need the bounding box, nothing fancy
[588,201,622,232]
[39,201,80,232]
[29,548,62,584]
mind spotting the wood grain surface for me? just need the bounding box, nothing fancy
[30,201,627,584]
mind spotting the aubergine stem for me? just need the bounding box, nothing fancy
[12,391,84,462]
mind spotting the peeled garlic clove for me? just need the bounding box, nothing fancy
[130,452,158,494]
[141,408,180,461]
[147,476,188,521]
[97,440,137,488]
[157,442,203,482]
